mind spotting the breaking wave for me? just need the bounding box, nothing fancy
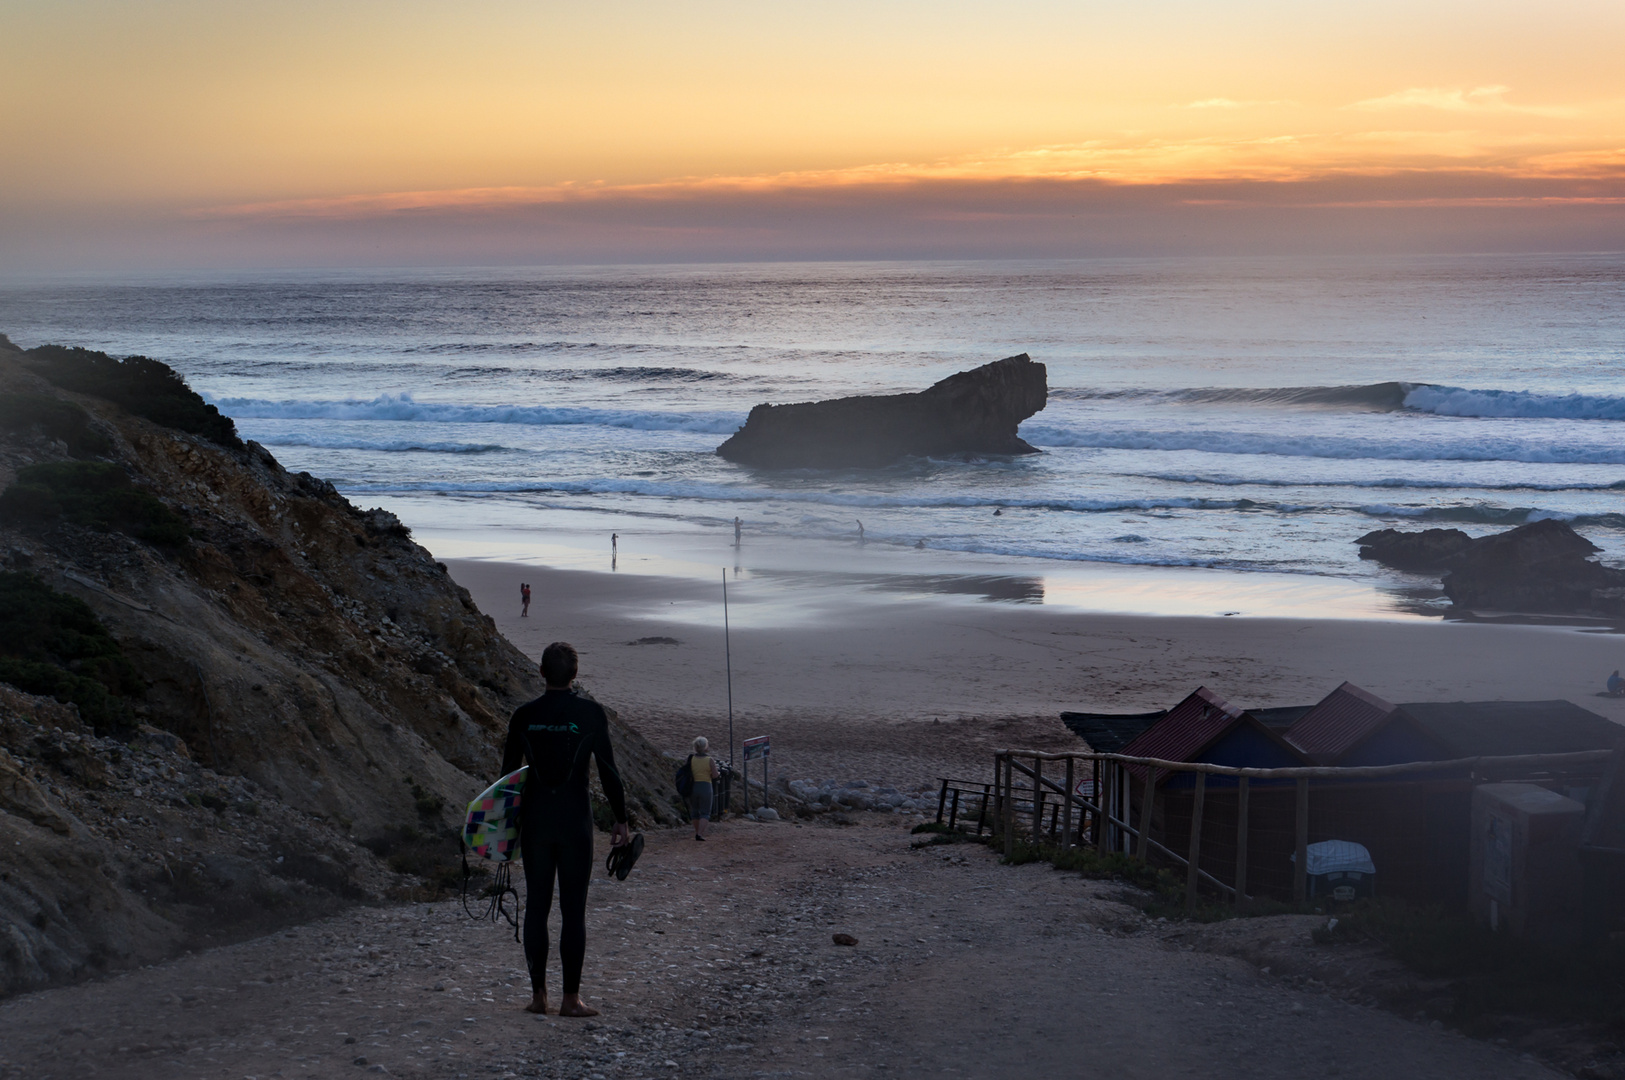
[327,476,1625,531]
[1050,381,1625,421]
[208,393,744,434]
[1022,426,1625,465]
[253,433,509,454]
[1401,384,1625,421]
[1125,473,1625,493]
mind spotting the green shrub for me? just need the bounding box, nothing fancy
[0,393,112,456]
[0,460,188,546]
[0,571,142,732]
[24,345,240,448]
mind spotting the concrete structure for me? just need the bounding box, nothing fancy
[1470,783,1586,945]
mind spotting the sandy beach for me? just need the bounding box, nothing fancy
[443,551,1625,791]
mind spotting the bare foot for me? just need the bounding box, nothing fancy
[557,993,599,1017]
[524,992,549,1015]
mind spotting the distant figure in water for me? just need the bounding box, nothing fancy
[1609,670,1625,697]
[733,517,742,546]
[915,539,925,549]
[993,508,1002,516]
[856,519,865,544]
[521,582,531,618]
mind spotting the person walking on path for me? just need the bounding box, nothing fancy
[520,582,531,618]
[687,736,722,841]
[500,642,631,1018]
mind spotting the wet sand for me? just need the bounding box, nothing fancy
[443,555,1625,790]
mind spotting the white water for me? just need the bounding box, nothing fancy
[3,254,1622,615]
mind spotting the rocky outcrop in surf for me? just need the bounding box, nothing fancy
[1357,519,1625,617]
[0,340,684,996]
[716,353,1048,468]
[1439,519,1625,616]
[1355,527,1473,570]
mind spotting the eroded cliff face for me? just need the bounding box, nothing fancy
[0,343,684,996]
[716,353,1048,468]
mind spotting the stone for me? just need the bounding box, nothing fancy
[831,933,858,947]
[716,354,1048,468]
[753,807,779,821]
[1440,520,1625,615]
[1354,527,1473,570]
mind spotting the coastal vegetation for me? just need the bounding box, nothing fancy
[0,392,112,457]
[24,344,240,448]
[0,460,189,547]
[0,571,142,734]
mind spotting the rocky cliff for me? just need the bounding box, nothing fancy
[716,353,1047,468]
[0,340,684,997]
[1356,519,1625,617]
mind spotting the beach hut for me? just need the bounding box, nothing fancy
[1283,681,1448,767]
[1119,686,1306,783]
[1105,688,1309,896]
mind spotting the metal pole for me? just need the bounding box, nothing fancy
[722,569,734,786]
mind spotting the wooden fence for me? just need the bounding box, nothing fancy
[986,748,1617,914]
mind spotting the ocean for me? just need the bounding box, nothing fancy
[3,254,1622,618]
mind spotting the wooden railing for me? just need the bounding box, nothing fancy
[989,748,1617,914]
[933,777,995,835]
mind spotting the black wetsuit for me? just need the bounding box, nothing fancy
[500,688,629,996]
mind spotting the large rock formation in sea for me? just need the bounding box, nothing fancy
[717,353,1048,468]
[0,339,685,996]
[1355,527,1473,571]
[1357,519,1625,616]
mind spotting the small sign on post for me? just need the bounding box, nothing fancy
[742,735,771,813]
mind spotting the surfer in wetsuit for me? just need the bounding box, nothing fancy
[500,641,630,1018]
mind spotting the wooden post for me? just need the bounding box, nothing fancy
[1233,776,1250,911]
[1136,767,1158,861]
[976,783,990,836]
[1062,757,1076,850]
[1185,771,1206,915]
[1003,755,1016,860]
[948,788,961,831]
[1293,776,1309,903]
[1092,758,1104,850]
[1032,756,1044,844]
[1102,764,1118,855]
[936,778,950,824]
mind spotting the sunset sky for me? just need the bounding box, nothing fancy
[4,0,1623,268]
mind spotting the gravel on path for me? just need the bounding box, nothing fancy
[0,817,1563,1080]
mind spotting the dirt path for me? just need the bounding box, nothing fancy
[0,817,1559,1080]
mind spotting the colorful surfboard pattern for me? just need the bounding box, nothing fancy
[462,766,527,862]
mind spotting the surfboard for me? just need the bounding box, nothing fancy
[462,766,527,861]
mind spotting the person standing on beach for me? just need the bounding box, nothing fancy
[500,642,631,1018]
[611,533,618,556]
[734,517,742,546]
[686,737,721,840]
[520,582,531,618]
[856,519,865,544]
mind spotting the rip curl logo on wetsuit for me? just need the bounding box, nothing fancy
[527,723,580,734]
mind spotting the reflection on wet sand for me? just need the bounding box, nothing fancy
[748,569,1045,605]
